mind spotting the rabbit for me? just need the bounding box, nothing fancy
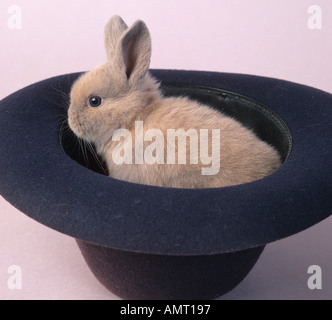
[68,15,282,188]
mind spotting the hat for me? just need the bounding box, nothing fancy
[0,70,331,299]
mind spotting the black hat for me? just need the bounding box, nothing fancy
[0,70,331,299]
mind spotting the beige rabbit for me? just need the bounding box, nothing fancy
[68,15,281,188]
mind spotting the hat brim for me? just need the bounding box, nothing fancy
[0,70,331,255]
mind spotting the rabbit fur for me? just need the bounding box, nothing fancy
[68,15,282,188]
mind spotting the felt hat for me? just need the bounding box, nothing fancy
[0,70,331,299]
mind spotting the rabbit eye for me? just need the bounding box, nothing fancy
[88,96,103,108]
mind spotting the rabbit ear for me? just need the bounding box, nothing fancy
[104,15,128,60]
[117,20,152,86]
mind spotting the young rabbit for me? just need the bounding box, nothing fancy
[68,15,281,188]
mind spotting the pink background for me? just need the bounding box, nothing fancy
[1,0,331,299]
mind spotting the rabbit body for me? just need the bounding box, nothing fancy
[68,16,281,188]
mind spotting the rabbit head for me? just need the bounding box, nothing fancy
[68,15,160,150]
